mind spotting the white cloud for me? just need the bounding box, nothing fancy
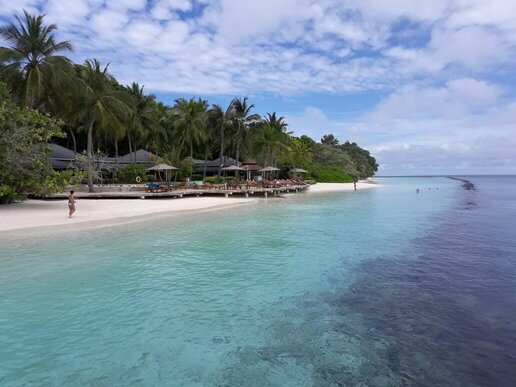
[374,78,502,121]
[2,0,516,174]
[286,107,332,140]
[3,0,515,96]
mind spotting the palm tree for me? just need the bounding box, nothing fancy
[0,11,73,108]
[171,97,208,163]
[214,100,237,176]
[263,112,290,134]
[74,59,131,192]
[203,105,224,178]
[231,97,261,164]
[124,82,159,162]
[251,123,289,167]
[288,138,313,169]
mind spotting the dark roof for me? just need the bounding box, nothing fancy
[194,157,239,168]
[50,143,75,160]
[194,157,239,173]
[118,149,156,164]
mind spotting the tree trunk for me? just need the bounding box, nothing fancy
[68,128,77,155]
[203,147,208,179]
[87,119,95,193]
[114,140,119,181]
[127,132,133,163]
[235,143,240,166]
[190,142,194,178]
[217,122,226,177]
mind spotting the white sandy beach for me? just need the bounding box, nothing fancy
[0,197,256,234]
[307,181,378,193]
[0,182,378,234]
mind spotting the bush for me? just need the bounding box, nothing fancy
[309,163,353,183]
[32,167,84,196]
[191,174,204,181]
[116,164,151,183]
[205,176,228,184]
[0,184,19,204]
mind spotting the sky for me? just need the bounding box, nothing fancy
[1,0,516,175]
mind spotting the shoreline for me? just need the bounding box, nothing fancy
[0,182,379,236]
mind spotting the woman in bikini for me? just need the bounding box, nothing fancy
[68,190,76,218]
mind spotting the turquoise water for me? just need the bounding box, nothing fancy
[2,177,511,385]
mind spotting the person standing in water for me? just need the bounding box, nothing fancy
[68,190,76,218]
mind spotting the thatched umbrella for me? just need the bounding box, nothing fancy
[259,166,280,179]
[290,167,308,178]
[221,165,245,178]
[290,168,308,173]
[147,164,178,182]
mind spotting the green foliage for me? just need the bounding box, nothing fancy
[309,163,353,183]
[0,82,78,203]
[171,98,208,159]
[191,174,204,181]
[0,11,379,192]
[33,167,84,195]
[312,143,353,167]
[116,164,150,183]
[179,157,194,179]
[205,176,227,184]
[321,134,339,146]
[338,141,378,178]
[0,184,20,204]
[0,11,73,108]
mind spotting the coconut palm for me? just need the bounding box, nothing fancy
[263,112,290,134]
[214,100,237,176]
[202,104,224,178]
[124,82,159,161]
[171,97,208,161]
[288,137,313,169]
[230,97,261,164]
[74,59,131,192]
[0,11,73,108]
[251,122,289,167]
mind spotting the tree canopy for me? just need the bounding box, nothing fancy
[0,10,379,198]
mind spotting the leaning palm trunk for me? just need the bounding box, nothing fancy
[217,122,226,177]
[114,140,119,181]
[127,132,133,162]
[68,127,77,155]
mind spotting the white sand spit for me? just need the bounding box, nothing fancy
[308,181,380,193]
[0,197,254,234]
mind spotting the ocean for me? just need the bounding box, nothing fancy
[1,176,515,386]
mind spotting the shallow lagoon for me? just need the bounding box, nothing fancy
[1,177,515,386]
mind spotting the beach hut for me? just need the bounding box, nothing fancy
[49,143,76,170]
[242,164,263,180]
[118,149,156,167]
[147,163,178,182]
[194,156,239,176]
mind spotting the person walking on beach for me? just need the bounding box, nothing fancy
[68,190,76,218]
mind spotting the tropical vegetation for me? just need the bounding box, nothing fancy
[0,11,378,200]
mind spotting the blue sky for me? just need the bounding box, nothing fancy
[1,0,516,175]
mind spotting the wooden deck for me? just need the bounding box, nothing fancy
[46,185,310,200]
